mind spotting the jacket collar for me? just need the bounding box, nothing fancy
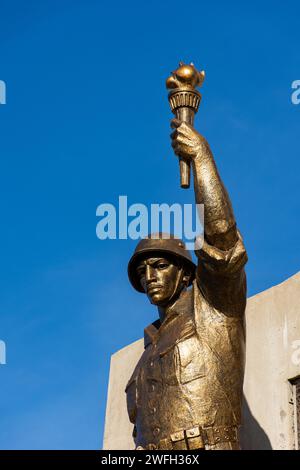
[143,288,192,348]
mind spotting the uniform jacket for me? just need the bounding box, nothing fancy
[126,232,247,449]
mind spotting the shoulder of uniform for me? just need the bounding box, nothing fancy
[144,319,160,348]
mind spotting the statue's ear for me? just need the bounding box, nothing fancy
[182,271,191,287]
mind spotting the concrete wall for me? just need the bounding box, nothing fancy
[103,272,300,450]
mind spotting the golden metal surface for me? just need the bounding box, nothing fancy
[126,62,248,451]
[166,62,205,188]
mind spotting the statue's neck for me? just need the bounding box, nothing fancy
[157,291,183,324]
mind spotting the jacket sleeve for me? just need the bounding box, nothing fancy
[195,230,248,316]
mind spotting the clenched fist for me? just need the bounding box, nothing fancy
[170,119,209,162]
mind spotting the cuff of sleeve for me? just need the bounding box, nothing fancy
[195,230,248,276]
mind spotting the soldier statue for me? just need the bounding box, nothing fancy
[126,64,248,451]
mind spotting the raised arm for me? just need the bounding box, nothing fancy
[171,119,247,314]
[171,119,238,250]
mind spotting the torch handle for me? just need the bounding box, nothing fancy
[175,107,195,189]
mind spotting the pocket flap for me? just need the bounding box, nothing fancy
[177,335,205,383]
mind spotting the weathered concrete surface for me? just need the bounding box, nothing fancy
[241,271,300,450]
[103,272,300,450]
[103,339,143,450]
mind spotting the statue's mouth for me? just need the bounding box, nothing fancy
[147,285,163,295]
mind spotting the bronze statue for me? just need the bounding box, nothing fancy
[125,63,248,450]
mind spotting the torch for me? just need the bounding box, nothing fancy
[166,62,205,189]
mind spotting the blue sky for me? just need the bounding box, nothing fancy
[0,0,299,449]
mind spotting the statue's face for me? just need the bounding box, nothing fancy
[136,256,182,306]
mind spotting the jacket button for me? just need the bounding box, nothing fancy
[153,427,160,436]
[150,407,156,414]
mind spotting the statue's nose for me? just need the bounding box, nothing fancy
[145,265,156,283]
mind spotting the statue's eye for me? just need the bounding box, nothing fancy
[157,263,168,270]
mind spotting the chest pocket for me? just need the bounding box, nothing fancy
[160,334,206,385]
[177,335,206,384]
[159,345,178,385]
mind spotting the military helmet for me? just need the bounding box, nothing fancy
[128,233,196,293]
